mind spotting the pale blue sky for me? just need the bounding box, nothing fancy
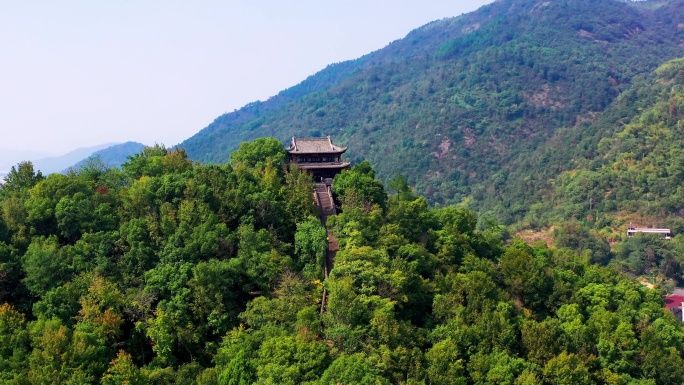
[0,1,493,155]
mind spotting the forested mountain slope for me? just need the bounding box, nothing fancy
[180,0,684,222]
[548,58,684,222]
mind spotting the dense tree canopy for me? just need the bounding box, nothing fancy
[0,139,681,384]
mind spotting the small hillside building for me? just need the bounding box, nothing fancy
[286,136,350,183]
[627,225,672,239]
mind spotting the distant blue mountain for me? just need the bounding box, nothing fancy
[30,143,118,175]
[64,141,147,173]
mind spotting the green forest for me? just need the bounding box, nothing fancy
[1,141,684,384]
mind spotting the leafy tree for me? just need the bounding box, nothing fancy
[218,349,254,385]
[596,321,638,374]
[638,318,684,384]
[1,195,29,248]
[188,259,243,345]
[123,145,192,179]
[230,137,286,169]
[542,352,592,385]
[27,318,72,385]
[294,216,328,275]
[282,166,317,225]
[0,303,29,383]
[0,161,44,199]
[386,196,435,244]
[554,222,611,265]
[425,339,467,385]
[236,223,290,291]
[0,242,24,305]
[333,164,387,211]
[387,174,417,202]
[240,272,313,332]
[467,349,533,385]
[253,334,331,385]
[55,192,98,242]
[102,350,149,385]
[319,354,390,385]
[498,241,553,313]
[145,308,179,368]
[521,318,563,366]
[69,320,110,382]
[22,236,72,297]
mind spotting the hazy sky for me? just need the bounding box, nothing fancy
[0,1,493,155]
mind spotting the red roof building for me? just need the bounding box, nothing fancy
[664,295,684,322]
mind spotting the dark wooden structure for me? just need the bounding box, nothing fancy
[286,136,350,183]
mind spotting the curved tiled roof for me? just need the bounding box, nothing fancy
[286,136,347,154]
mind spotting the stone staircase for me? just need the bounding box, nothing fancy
[314,182,338,315]
[315,183,336,217]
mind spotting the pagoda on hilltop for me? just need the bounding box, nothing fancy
[286,136,350,183]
